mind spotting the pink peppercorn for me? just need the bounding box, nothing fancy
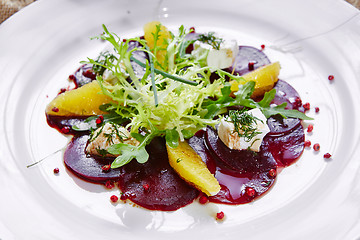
[324,153,332,159]
[304,140,311,147]
[328,75,334,81]
[53,168,59,174]
[313,143,320,151]
[120,193,128,201]
[96,115,104,125]
[60,127,70,134]
[268,169,276,178]
[303,102,310,111]
[293,97,302,109]
[199,195,208,204]
[143,183,150,191]
[315,107,320,113]
[105,180,115,189]
[110,195,118,203]
[246,187,256,197]
[216,211,225,220]
[307,124,314,133]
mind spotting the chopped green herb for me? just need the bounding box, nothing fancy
[96,147,108,157]
[197,32,224,50]
[229,109,262,142]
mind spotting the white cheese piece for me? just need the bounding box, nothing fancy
[192,38,239,71]
[86,122,139,157]
[217,108,270,152]
[206,39,238,70]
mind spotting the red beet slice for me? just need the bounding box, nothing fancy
[118,137,199,211]
[262,123,305,167]
[271,79,304,111]
[64,135,122,183]
[205,126,277,175]
[267,115,301,136]
[189,130,276,205]
[209,170,275,204]
[47,115,90,135]
[227,46,271,76]
[266,80,304,135]
[71,64,96,88]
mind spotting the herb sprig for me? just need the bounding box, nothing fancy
[229,109,262,142]
[197,32,224,50]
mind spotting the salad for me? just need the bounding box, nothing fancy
[45,22,312,215]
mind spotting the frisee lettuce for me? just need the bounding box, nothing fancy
[82,24,312,168]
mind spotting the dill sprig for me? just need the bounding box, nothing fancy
[228,109,262,142]
[197,32,224,50]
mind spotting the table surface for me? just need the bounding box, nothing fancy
[1,0,360,24]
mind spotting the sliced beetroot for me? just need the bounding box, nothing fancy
[209,171,275,204]
[64,135,122,183]
[271,80,304,111]
[205,126,277,175]
[266,80,303,135]
[267,115,301,136]
[188,129,276,205]
[70,64,96,88]
[262,123,305,167]
[118,137,199,211]
[46,114,90,135]
[227,46,271,76]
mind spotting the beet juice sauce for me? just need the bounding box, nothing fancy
[46,46,305,211]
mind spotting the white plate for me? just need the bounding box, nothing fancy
[1,0,360,239]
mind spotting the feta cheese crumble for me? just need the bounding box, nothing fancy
[86,122,139,157]
[192,38,239,71]
[217,108,270,152]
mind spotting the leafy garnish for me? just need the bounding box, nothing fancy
[197,32,224,50]
[108,143,149,167]
[81,24,312,168]
[92,51,116,75]
[203,81,313,120]
[229,109,262,142]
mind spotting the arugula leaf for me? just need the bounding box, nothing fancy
[108,143,149,168]
[165,129,180,148]
[262,103,313,120]
[203,81,313,120]
[203,83,234,119]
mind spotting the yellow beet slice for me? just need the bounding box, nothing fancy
[46,81,112,116]
[143,21,172,66]
[167,141,221,196]
[231,61,281,98]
